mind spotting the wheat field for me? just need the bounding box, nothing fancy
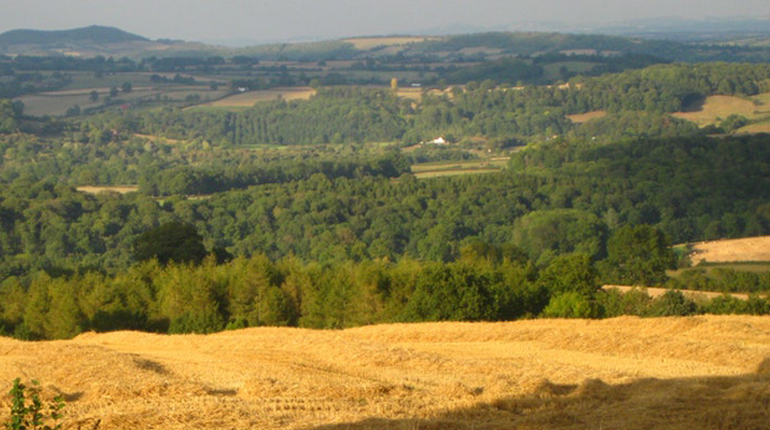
[0,316,769,429]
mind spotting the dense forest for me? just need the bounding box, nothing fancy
[1,54,770,339]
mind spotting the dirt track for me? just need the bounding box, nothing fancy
[0,316,769,429]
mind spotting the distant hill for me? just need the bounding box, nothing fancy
[0,25,214,59]
[0,25,148,45]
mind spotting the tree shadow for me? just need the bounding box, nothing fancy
[680,96,707,113]
[302,360,770,430]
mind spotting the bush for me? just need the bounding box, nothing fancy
[543,291,600,319]
[646,290,698,316]
[704,294,748,315]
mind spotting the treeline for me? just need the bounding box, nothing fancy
[442,53,666,85]
[415,32,770,63]
[114,63,770,145]
[139,151,410,196]
[670,267,770,293]
[2,247,768,340]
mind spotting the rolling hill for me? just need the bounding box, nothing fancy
[2,25,770,63]
[0,316,768,429]
[0,25,148,45]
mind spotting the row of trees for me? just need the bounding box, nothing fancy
[1,241,765,340]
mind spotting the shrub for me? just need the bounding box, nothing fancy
[646,290,698,316]
[4,378,64,430]
[543,291,600,319]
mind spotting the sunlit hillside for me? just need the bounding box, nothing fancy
[1,316,769,429]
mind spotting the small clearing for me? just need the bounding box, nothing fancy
[566,110,607,123]
[76,185,139,195]
[343,36,439,50]
[673,95,757,126]
[689,236,770,265]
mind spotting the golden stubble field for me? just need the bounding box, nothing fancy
[1,316,769,429]
[689,235,770,264]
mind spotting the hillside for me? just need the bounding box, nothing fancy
[0,316,769,429]
[0,25,208,59]
[0,25,148,45]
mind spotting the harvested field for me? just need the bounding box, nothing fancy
[76,185,139,195]
[566,110,607,123]
[1,316,770,429]
[689,236,770,265]
[199,87,315,108]
[343,37,439,50]
[396,87,452,100]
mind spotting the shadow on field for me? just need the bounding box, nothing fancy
[305,359,770,430]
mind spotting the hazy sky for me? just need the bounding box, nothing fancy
[1,0,769,44]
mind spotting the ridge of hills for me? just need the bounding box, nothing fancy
[1,24,770,62]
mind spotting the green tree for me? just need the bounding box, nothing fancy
[600,225,676,286]
[539,253,600,298]
[133,221,208,265]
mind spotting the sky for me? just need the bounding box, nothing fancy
[1,0,769,45]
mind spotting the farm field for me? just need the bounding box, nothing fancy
[410,158,508,179]
[76,185,139,195]
[566,110,607,123]
[1,316,769,429]
[18,85,227,116]
[688,235,770,265]
[342,36,439,50]
[195,87,316,109]
[672,94,764,126]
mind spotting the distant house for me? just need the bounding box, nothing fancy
[423,137,448,145]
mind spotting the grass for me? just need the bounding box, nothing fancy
[672,95,762,126]
[1,316,769,429]
[736,117,770,134]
